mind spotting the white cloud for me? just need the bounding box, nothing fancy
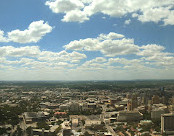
[0,45,87,71]
[138,44,165,56]
[38,50,86,62]
[64,38,100,51]
[136,6,173,24]
[7,20,52,43]
[64,32,139,57]
[45,0,174,25]
[108,58,141,65]
[0,46,41,57]
[61,10,89,23]
[1,30,174,80]
[0,30,8,42]
[98,32,124,40]
[163,10,174,25]
[100,39,139,57]
[45,0,84,13]
[137,44,174,67]
[0,21,52,44]
[124,19,131,25]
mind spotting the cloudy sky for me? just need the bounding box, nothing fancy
[0,0,174,80]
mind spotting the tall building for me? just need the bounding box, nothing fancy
[152,95,160,104]
[126,93,132,99]
[127,94,138,111]
[69,102,80,112]
[161,96,166,104]
[151,109,165,120]
[141,96,148,105]
[172,96,174,105]
[161,113,174,135]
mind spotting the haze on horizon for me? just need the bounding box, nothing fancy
[0,0,174,81]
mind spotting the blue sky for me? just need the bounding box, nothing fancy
[0,0,174,80]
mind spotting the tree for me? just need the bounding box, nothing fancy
[26,126,32,136]
[84,131,92,136]
[37,121,50,130]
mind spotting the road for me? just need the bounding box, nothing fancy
[101,105,117,136]
[10,125,17,136]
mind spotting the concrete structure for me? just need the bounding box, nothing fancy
[139,120,152,126]
[69,102,80,112]
[104,132,112,136]
[152,95,160,104]
[61,121,73,136]
[72,118,79,127]
[127,95,138,111]
[23,112,46,124]
[161,113,174,135]
[85,120,101,126]
[59,104,69,111]
[117,111,143,122]
[151,109,166,120]
[87,103,97,109]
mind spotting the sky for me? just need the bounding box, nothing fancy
[0,0,174,81]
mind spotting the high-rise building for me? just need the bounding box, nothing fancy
[127,94,138,111]
[151,109,165,120]
[152,95,160,104]
[161,96,166,104]
[69,102,80,112]
[172,96,174,105]
[161,113,174,135]
[126,93,132,99]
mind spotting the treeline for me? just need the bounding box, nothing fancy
[0,80,174,91]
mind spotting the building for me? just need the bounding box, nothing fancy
[87,103,97,109]
[85,120,101,126]
[152,95,160,104]
[72,118,79,127]
[59,104,69,111]
[150,104,168,120]
[151,109,166,120]
[54,112,67,117]
[61,121,73,136]
[139,120,152,126]
[127,95,138,111]
[161,113,174,135]
[117,111,143,122]
[23,112,47,124]
[69,102,80,112]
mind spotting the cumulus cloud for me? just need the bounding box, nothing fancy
[0,21,52,44]
[39,50,87,62]
[138,44,166,56]
[0,46,41,57]
[100,39,139,57]
[0,30,8,42]
[64,32,174,71]
[124,19,131,25]
[1,31,174,80]
[108,58,141,65]
[64,32,139,57]
[98,32,124,40]
[7,20,52,43]
[0,45,87,71]
[45,0,84,13]
[45,0,174,25]
[61,10,89,23]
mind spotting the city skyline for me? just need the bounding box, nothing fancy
[0,0,174,80]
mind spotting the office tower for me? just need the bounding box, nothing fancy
[161,113,174,135]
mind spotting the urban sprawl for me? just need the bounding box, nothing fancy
[0,81,174,136]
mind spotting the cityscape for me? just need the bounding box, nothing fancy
[0,81,174,136]
[1,0,174,136]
